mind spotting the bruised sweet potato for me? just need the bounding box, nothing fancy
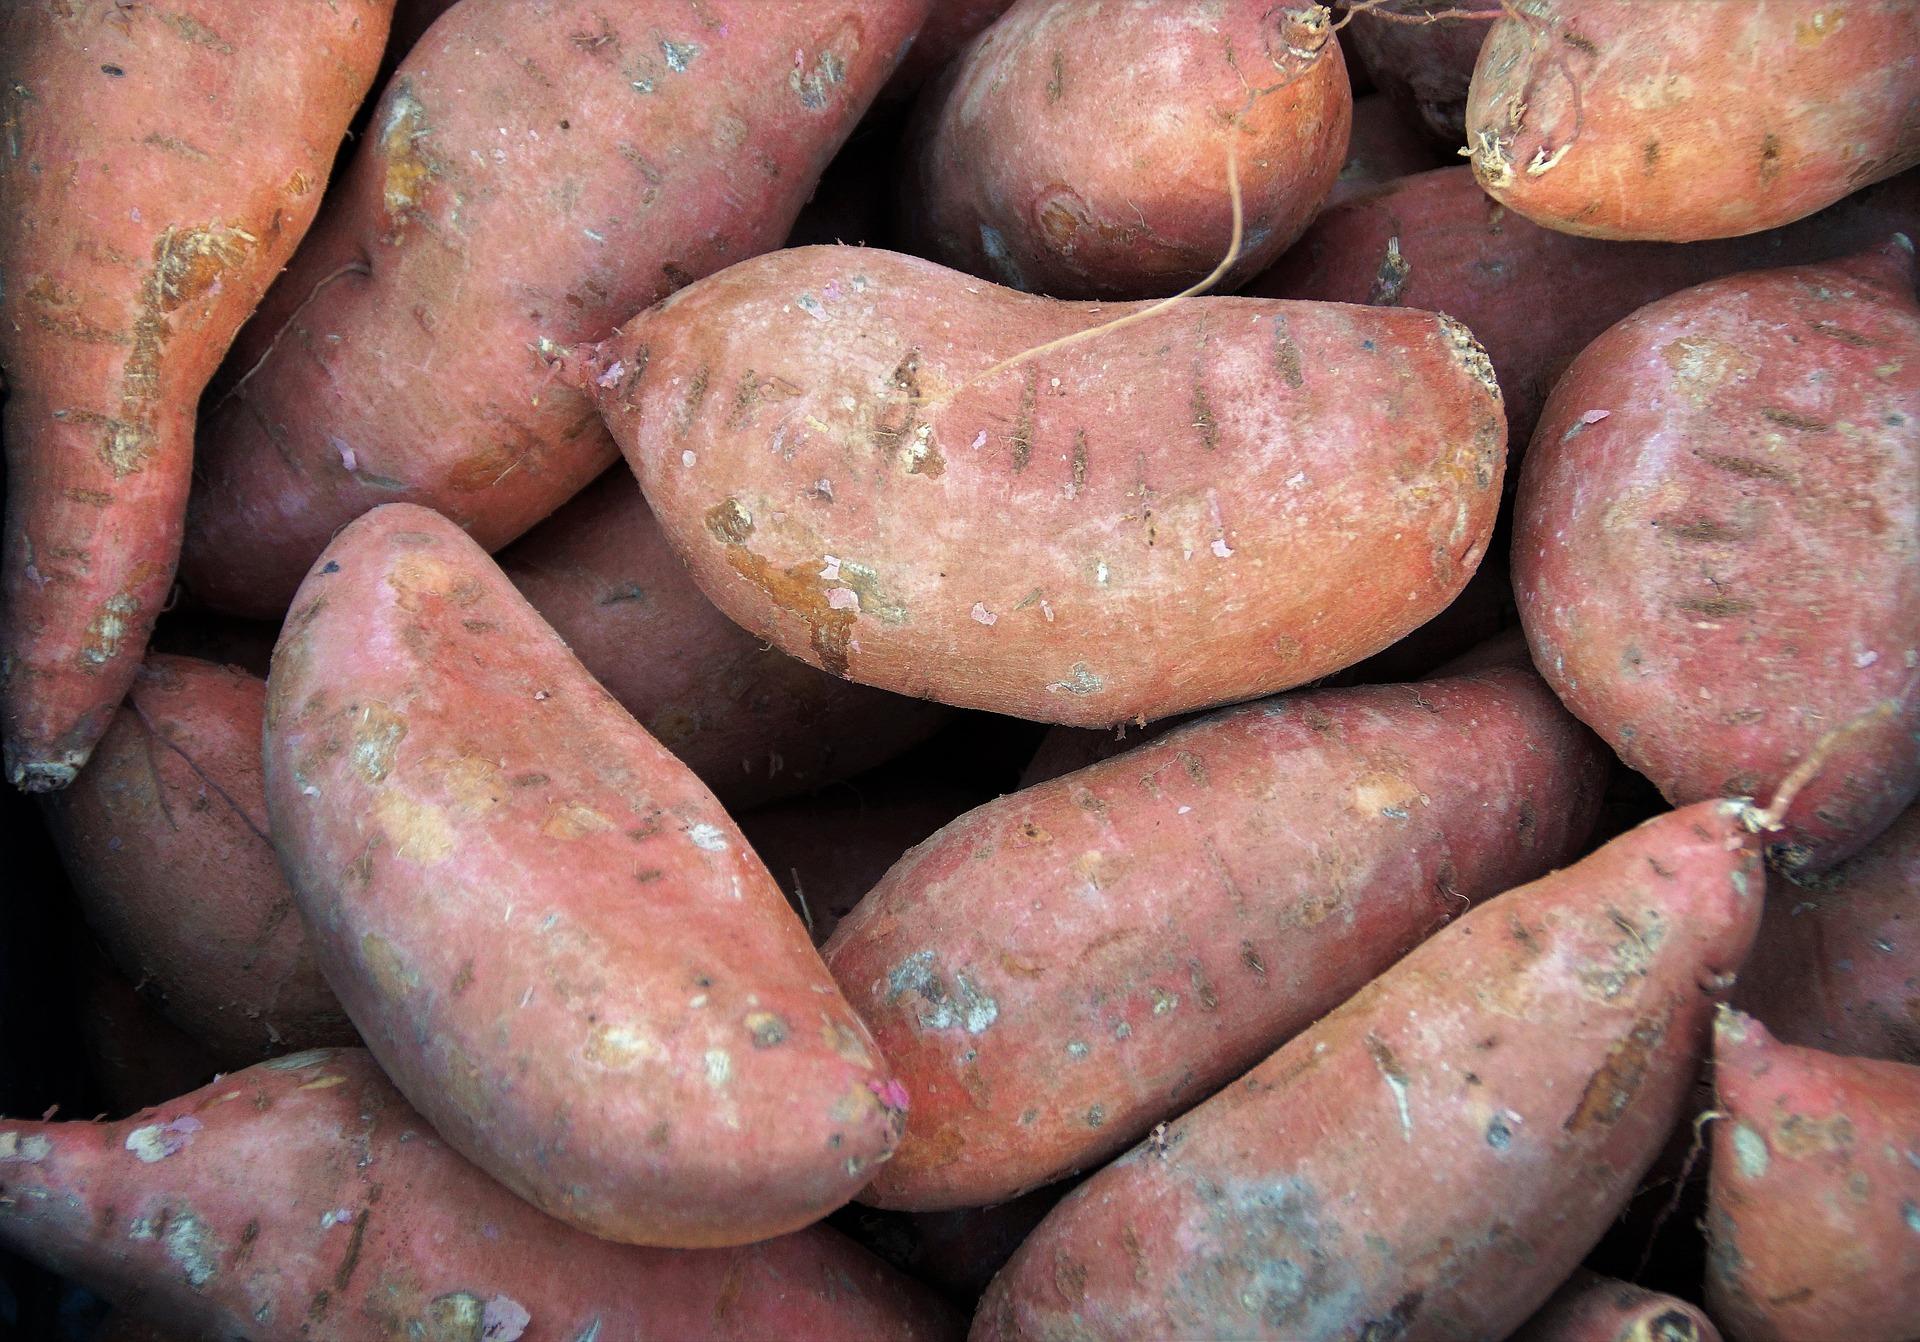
[899,0,1349,298]
[264,504,904,1247]
[1465,0,1920,241]
[1514,242,1920,873]
[588,245,1506,726]
[0,1,390,789]
[972,799,1764,1340]
[1344,0,1499,145]
[1509,1269,1720,1342]
[0,1048,960,1341]
[181,0,930,620]
[826,664,1607,1209]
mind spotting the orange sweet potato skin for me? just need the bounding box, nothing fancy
[589,245,1506,726]
[1514,244,1920,874]
[0,0,390,789]
[40,656,352,1065]
[181,0,930,620]
[264,504,904,1248]
[972,800,1763,1341]
[500,468,949,808]
[0,1049,961,1342]
[826,665,1608,1210]
[1465,0,1920,242]
[1508,1269,1720,1342]
[1706,1011,1920,1339]
[899,0,1349,298]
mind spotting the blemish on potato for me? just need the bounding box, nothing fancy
[351,702,407,783]
[888,949,999,1034]
[379,87,436,225]
[1731,1122,1770,1178]
[1564,1016,1664,1133]
[584,1022,662,1069]
[360,930,423,999]
[373,791,454,864]
[0,1132,51,1163]
[704,498,754,544]
[164,1208,218,1287]
[125,1116,202,1162]
[82,593,140,665]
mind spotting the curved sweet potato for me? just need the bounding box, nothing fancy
[899,0,1350,297]
[1514,242,1920,873]
[1344,0,1499,145]
[1509,1269,1720,1342]
[589,245,1506,726]
[264,504,904,1247]
[0,0,390,789]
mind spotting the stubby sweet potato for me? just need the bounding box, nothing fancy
[0,1049,960,1342]
[588,245,1506,726]
[899,0,1349,298]
[180,0,930,620]
[1465,0,1920,242]
[1344,0,1499,145]
[826,664,1607,1209]
[1706,1010,1920,1339]
[40,656,351,1065]
[264,504,904,1247]
[1514,242,1920,873]
[1509,1269,1720,1342]
[0,1,390,789]
[1327,93,1448,207]
[972,799,1764,1340]
[500,468,949,809]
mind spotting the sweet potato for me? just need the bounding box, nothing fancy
[180,0,930,620]
[1514,241,1920,873]
[264,504,903,1247]
[1017,720,1174,789]
[588,245,1506,726]
[500,467,949,809]
[972,799,1764,1340]
[1706,1010,1920,1339]
[0,1049,960,1342]
[1327,93,1448,207]
[899,0,1351,297]
[40,656,351,1065]
[825,664,1607,1209]
[0,1,390,789]
[76,949,219,1120]
[1509,1269,1720,1342]
[1344,0,1499,144]
[1465,0,1920,242]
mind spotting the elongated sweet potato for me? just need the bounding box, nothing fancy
[972,799,1764,1340]
[1345,0,1499,145]
[589,245,1506,726]
[40,656,351,1065]
[900,0,1349,298]
[1706,1010,1920,1339]
[0,0,390,789]
[265,504,903,1247]
[0,1049,960,1342]
[1515,242,1920,874]
[826,664,1607,1209]
[181,0,930,620]
[1465,0,1920,242]
[1509,1269,1720,1342]
[500,468,949,808]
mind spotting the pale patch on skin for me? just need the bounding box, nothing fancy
[0,1133,52,1162]
[704,1048,733,1088]
[263,1048,336,1071]
[82,593,140,665]
[374,791,454,863]
[585,1023,663,1069]
[1732,1122,1770,1178]
[687,823,728,851]
[164,1210,218,1287]
[125,1116,202,1163]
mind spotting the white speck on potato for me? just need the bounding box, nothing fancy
[827,586,859,611]
[688,824,727,852]
[1580,408,1611,424]
[1211,538,1234,558]
[819,555,841,580]
[971,430,988,450]
[681,450,696,468]
[1854,650,1880,668]
[483,1294,532,1341]
[0,1133,51,1163]
[971,603,998,626]
[164,1210,217,1287]
[1732,1123,1770,1178]
[319,1207,357,1229]
[594,361,624,389]
[1041,601,1055,623]
[690,994,709,1009]
[125,1116,202,1163]
[1095,561,1109,585]
[1286,472,1307,487]
[1178,805,1192,815]
[582,228,604,243]
[704,1049,733,1088]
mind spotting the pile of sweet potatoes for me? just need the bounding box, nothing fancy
[1,2,1915,1339]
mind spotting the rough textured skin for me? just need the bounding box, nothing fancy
[1508,1269,1720,1342]
[589,245,1507,726]
[1249,166,1920,450]
[1706,1011,1920,1340]
[1737,803,1920,1064]
[1345,0,1499,145]
[1465,0,1920,242]
[0,1050,961,1342]
[499,468,949,809]
[1514,243,1920,873]
[899,0,1349,298]
[883,0,1017,98]
[0,0,391,789]
[40,656,352,1065]
[827,666,1608,1209]
[181,0,930,620]
[972,800,1765,1342]
[263,505,905,1247]
[1326,93,1446,207]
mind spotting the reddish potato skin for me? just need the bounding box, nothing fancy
[264,504,904,1248]
[1736,804,1920,1065]
[1345,0,1499,145]
[500,468,949,809]
[1509,1269,1720,1342]
[0,1,390,789]
[1514,244,1920,874]
[40,657,352,1065]
[0,1050,961,1342]
[826,666,1608,1209]
[1326,94,1447,207]
[590,246,1506,727]
[1706,1011,1920,1339]
[899,0,1349,299]
[181,0,930,621]
[1465,1,1920,242]
[972,800,1764,1341]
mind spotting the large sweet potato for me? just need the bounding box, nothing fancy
[1344,0,1499,145]
[264,504,905,1247]
[588,245,1506,726]
[0,1,390,789]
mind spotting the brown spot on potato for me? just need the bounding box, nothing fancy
[704,498,754,544]
[721,546,856,677]
[351,703,407,783]
[1759,133,1782,183]
[1009,368,1037,470]
[1047,51,1065,102]
[1272,315,1304,388]
[1564,1017,1663,1133]
[1758,407,1831,432]
[1692,450,1789,483]
[379,87,436,225]
[1642,139,1661,173]
[1676,595,1756,619]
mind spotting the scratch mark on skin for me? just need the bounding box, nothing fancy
[1367,1034,1413,1140]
